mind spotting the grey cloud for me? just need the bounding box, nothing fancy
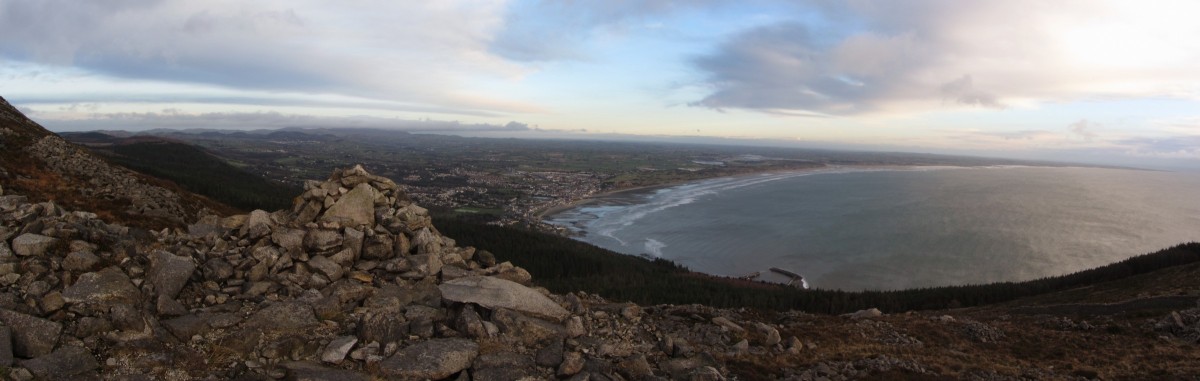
[503,121,530,130]
[690,22,901,114]
[940,75,1004,109]
[1117,136,1200,158]
[1068,119,1098,141]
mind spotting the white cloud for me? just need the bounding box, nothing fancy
[0,0,533,114]
[691,0,1200,116]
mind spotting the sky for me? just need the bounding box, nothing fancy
[2,0,1200,169]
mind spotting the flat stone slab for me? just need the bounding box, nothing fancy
[62,266,143,306]
[379,338,478,379]
[439,276,569,322]
[282,361,370,381]
[20,346,98,380]
[320,183,377,227]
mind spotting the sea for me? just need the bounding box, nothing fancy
[545,166,1200,291]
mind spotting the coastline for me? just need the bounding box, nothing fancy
[532,164,847,221]
[533,163,940,221]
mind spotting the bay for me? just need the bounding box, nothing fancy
[546,166,1200,291]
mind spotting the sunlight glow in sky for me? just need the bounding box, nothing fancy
[2,0,1200,168]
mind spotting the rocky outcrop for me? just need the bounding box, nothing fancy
[0,165,742,380]
[0,95,220,229]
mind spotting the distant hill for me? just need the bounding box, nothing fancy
[61,132,300,211]
[0,96,234,228]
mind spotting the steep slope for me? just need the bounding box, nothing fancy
[61,132,300,211]
[0,164,1197,380]
[0,96,233,228]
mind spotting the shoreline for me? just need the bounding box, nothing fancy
[533,163,943,221]
[532,164,845,221]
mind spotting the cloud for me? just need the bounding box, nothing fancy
[1118,136,1200,159]
[690,0,1200,116]
[488,0,732,62]
[0,0,531,114]
[940,75,1004,109]
[1068,119,1099,141]
[34,108,532,133]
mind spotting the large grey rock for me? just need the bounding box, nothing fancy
[19,346,98,380]
[149,250,195,299]
[11,234,57,257]
[246,302,318,330]
[439,276,569,322]
[241,209,274,238]
[357,312,409,345]
[473,352,538,381]
[0,309,61,358]
[282,361,370,381]
[492,308,565,345]
[379,338,479,379]
[320,183,376,227]
[61,267,143,307]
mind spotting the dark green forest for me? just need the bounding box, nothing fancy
[102,141,300,211]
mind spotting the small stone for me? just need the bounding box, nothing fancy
[61,251,102,272]
[756,323,781,347]
[11,234,58,257]
[732,339,749,353]
[307,255,344,282]
[321,336,358,364]
[566,316,586,338]
[845,308,884,319]
[148,250,196,299]
[558,351,585,377]
[8,368,32,381]
[241,210,274,239]
[616,354,656,380]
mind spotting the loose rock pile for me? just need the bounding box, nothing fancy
[0,165,786,380]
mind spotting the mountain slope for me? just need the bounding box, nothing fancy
[0,96,233,228]
[62,132,300,211]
